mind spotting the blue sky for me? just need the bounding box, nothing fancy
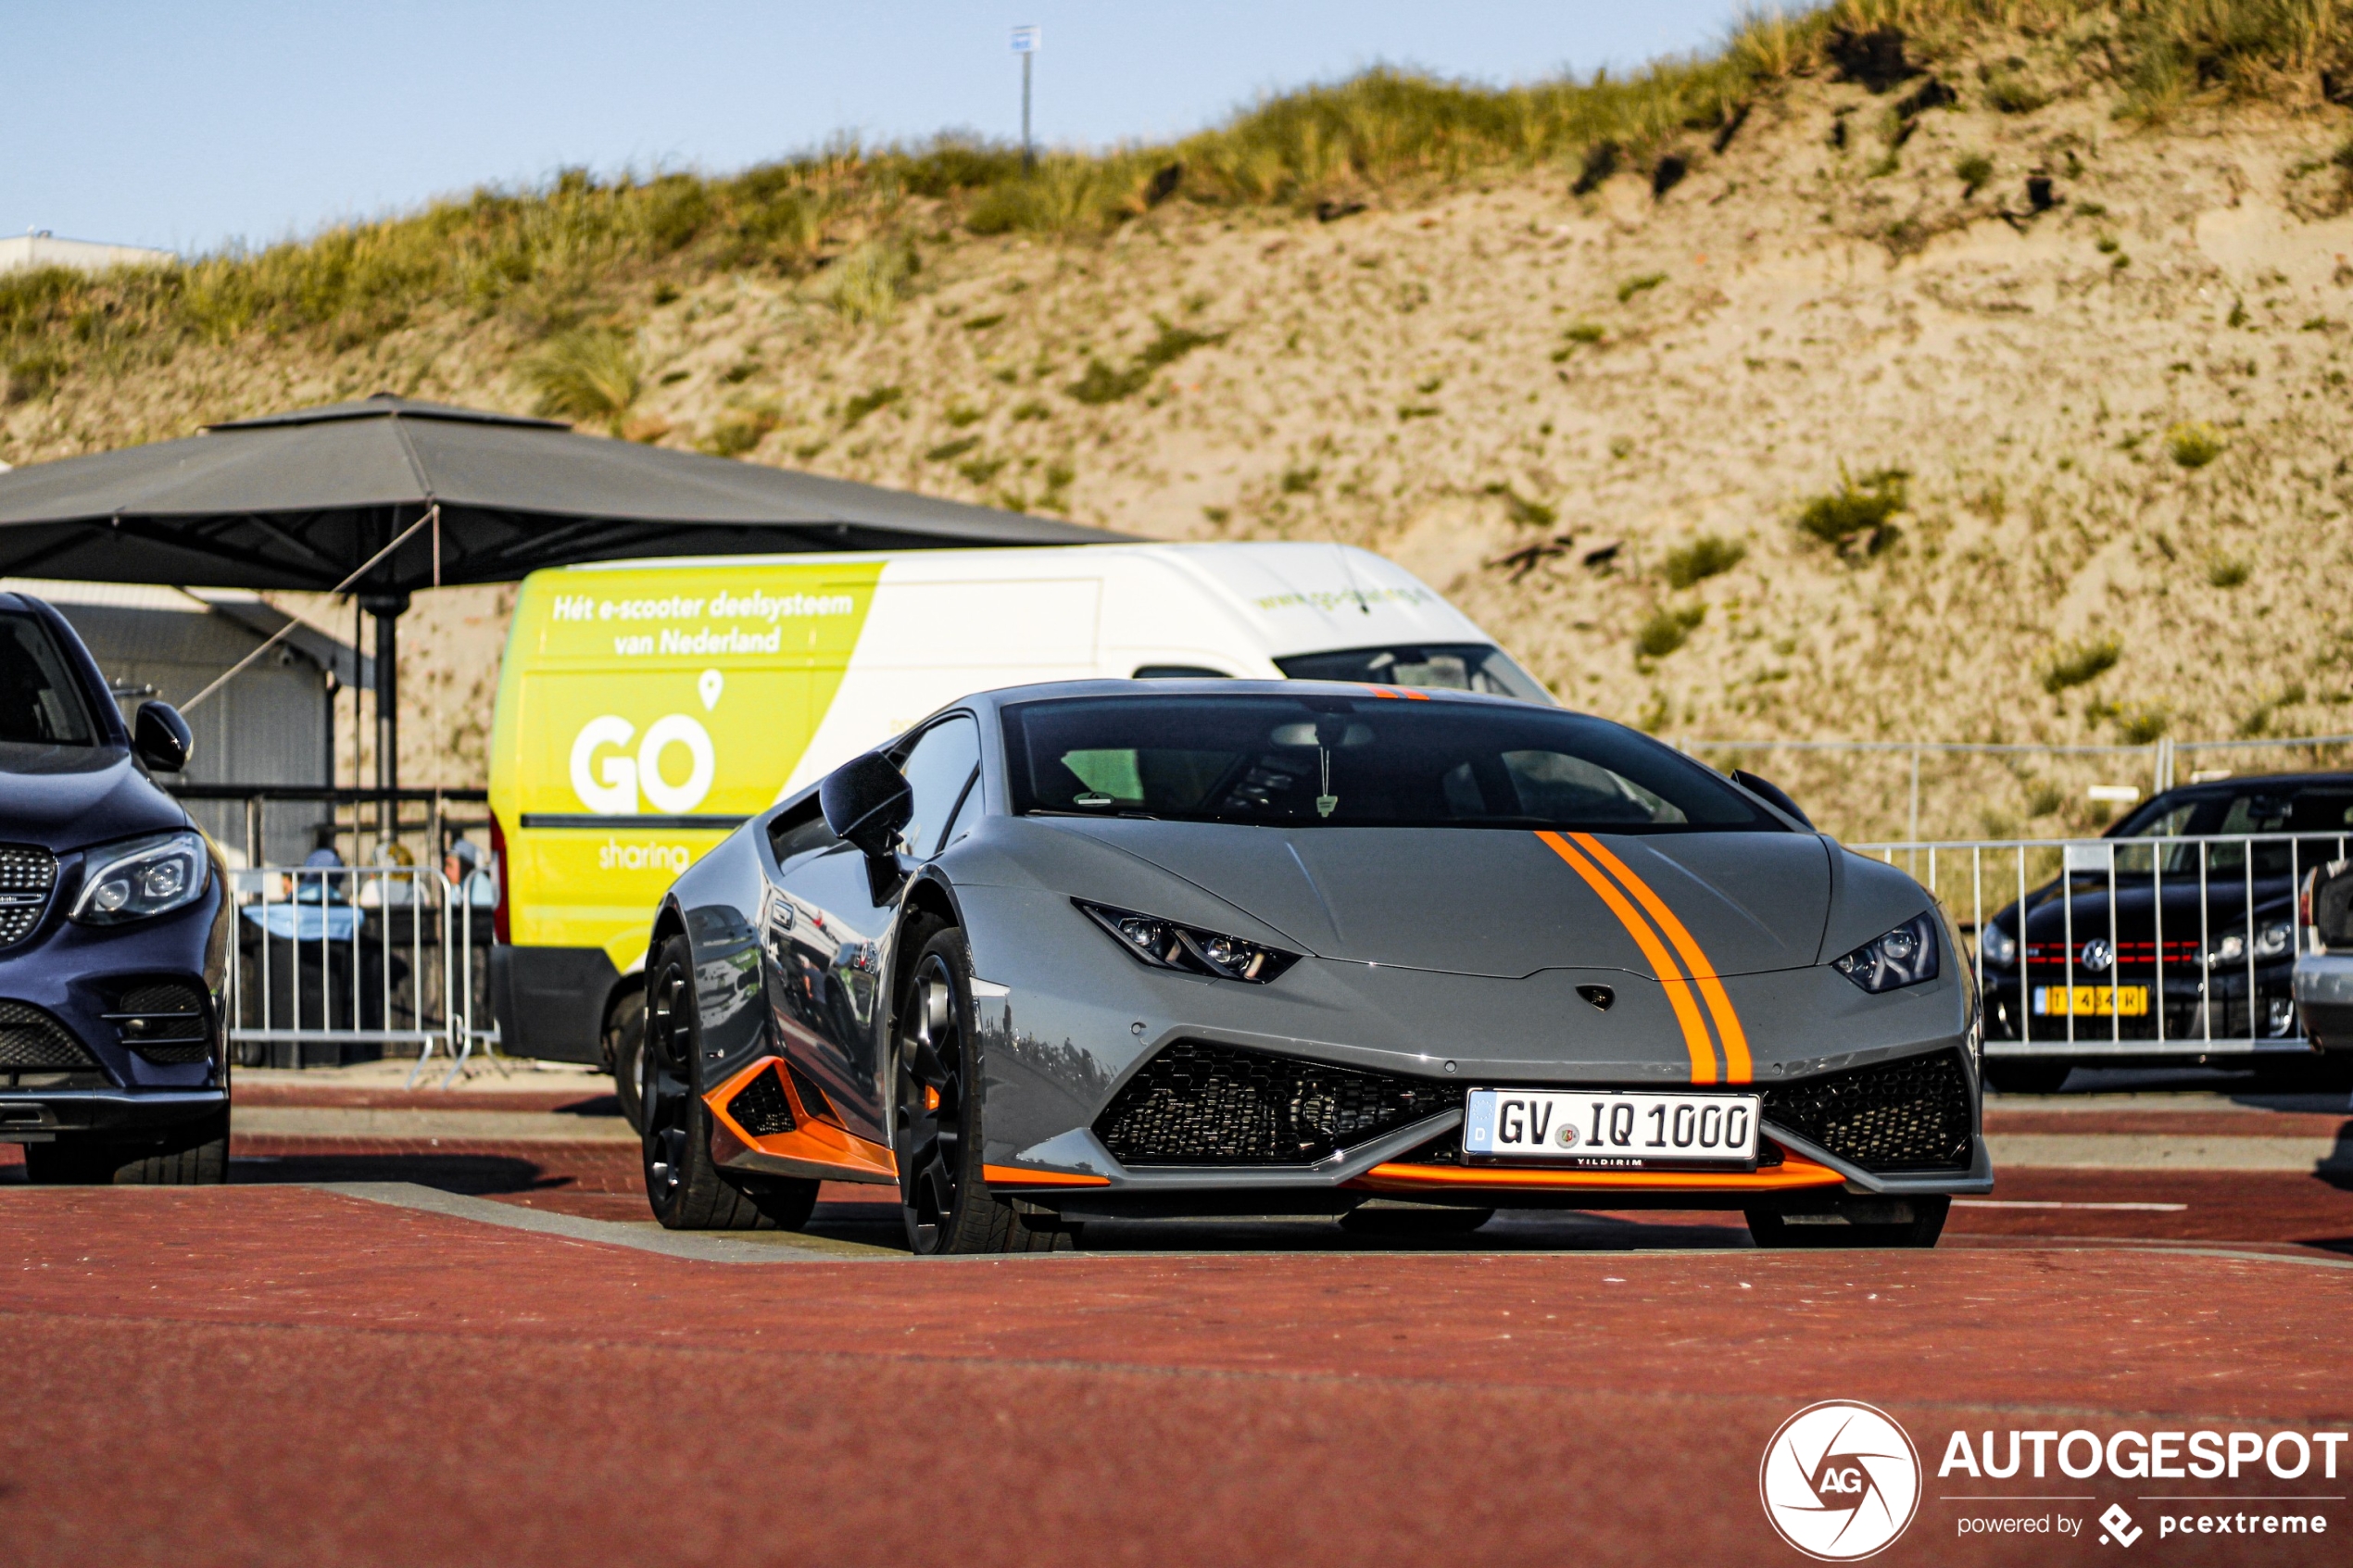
[5,2,1750,256]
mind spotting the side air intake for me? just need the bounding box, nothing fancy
[1759,1047,1973,1173]
[725,1063,798,1137]
[1095,1038,1462,1167]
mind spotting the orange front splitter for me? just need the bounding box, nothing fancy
[1348,1147,1847,1195]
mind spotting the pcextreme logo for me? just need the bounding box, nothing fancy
[1760,1401,1923,1561]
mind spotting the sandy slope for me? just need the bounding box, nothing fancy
[10,63,2353,841]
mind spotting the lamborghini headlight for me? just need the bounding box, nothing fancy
[1076,900,1300,984]
[71,831,210,926]
[1832,912,1940,994]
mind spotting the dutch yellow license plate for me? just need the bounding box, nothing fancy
[2032,985,2151,1018]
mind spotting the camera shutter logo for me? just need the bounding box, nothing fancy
[1758,1401,1921,1561]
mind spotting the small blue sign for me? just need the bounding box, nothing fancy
[1010,24,1040,53]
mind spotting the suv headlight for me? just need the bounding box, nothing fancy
[1978,921,2018,969]
[1832,912,1940,994]
[1076,900,1300,984]
[71,831,210,925]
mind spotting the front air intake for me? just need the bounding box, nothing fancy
[1094,1038,1462,1167]
[0,1001,96,1070]
[1759,1047,1973,1173]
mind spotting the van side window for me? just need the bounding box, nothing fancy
[766,797,837,865]
[897,716,982,861]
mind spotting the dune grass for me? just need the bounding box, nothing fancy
[5,0,2348,407]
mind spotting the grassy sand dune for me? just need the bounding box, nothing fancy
[9,0,2353,838]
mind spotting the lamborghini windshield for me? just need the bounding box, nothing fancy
[1002,694,1778,833]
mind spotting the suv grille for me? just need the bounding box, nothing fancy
[0,846,57,947]
[0,1000,95,1069]
[1760,1048,1973,1173]
[1095,1039,1463,1166]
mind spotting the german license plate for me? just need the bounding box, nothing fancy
[1463,1089,1759,1168]
[2032,985,2150,1017]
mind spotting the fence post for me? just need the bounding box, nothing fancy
[1907,746,1921,845]
[2153,736,2174,796]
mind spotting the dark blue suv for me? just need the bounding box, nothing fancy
[0,591,230,1183]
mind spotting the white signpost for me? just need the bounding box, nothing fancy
[1011,24,1040,169]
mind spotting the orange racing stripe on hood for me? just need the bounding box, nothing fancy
[1535,830,1717,1085]
[1568,833,1754,1084]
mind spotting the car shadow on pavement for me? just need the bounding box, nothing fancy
[229,1151,558,1194]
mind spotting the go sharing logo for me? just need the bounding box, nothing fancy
[569,670,725,816]
[1760,1401,1923,1561]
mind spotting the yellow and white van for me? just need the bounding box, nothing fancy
[485,541,1548,1074]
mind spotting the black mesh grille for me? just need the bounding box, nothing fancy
[109,981,209,1061]
[1760,1048,1973,1173]
[726,1064,797,1136]
[0,1001,94,1069]
[1095,1039,1463,1166]
[0,845,56,947]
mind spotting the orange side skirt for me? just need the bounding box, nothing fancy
[1348,1147,1847,1195]
[706,1058,898,1182]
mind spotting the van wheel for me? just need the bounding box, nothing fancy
[640,935,774,1231]
[25,1110,229,1185]
[893,922,1068,1256]
[606,990,647,1133]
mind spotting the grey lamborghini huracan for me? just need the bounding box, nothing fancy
[638,681,1990,1253]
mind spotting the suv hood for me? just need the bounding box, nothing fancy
[0,742,187,849]
[1038,820,1833,979]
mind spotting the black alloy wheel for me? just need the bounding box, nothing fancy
[639,935,807,1230]
[1745,1195,1949,1249]
[893,922,1068,1256]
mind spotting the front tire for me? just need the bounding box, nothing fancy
[894,922,1067,1256]
[1746,1196,1948,1249]
[24,1109,229,1185]
[639,935,784,1231]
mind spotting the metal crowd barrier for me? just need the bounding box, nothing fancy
[1858,833,2348,1057]
[224,863,499,1087]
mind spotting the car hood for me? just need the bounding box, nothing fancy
[0,742,186,849]
[1031,820,1835,980]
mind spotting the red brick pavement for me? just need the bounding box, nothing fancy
[1,1184,2349,1567]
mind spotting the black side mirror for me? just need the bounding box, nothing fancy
[133,701,194,774]
[1731,768,1812,829]
[820,752,912,859]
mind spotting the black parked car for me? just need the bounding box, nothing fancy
[0,592,231,1182]
[1976,773,2353,1090]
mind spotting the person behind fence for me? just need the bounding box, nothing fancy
[245,847,363,940]
[444,838,497,908]
[361,841,417,908]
